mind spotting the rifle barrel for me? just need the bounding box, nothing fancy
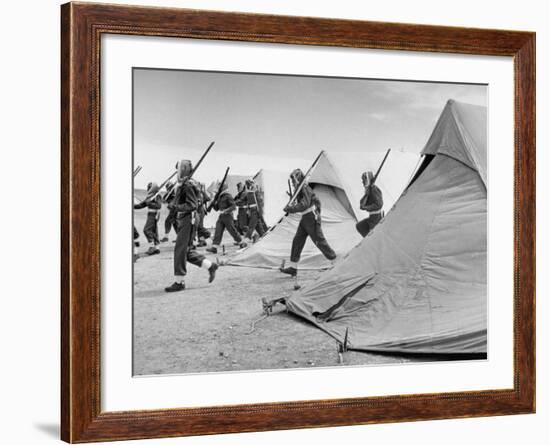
[141,141,216,203]
[207,167,230,213]
[287,150,324,207]
[372,149,391,184]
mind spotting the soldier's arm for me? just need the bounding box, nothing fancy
[149,196,162,210]
[364,186,383,212]
[286,186,313,213]
[133,200,147,210]
[221,194,237,214]
[359,187,371,211]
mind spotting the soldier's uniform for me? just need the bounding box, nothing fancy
[161,182,177,242]
[165,160,218,293]
[207,185,246,254]
[281,170,336,277]
[134,182,162,255]
[234,183,249,235]
[243,179,267,242]
[355,171,384,237]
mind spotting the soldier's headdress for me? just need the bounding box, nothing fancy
[362,170,374,187]
[146,182,160,197]
[176,159,193,182]
[245,179,255,189]
[290,169,305,187]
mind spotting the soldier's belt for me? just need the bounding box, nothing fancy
[147,209,160,214]
[248,204,258,208]
[369,209,383,215]
[295,205,316,216]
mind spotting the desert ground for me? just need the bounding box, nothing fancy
[133,208,434,376]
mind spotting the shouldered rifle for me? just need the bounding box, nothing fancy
[371,149,391,185]
[139,141,215,204]
[286,150,324,209]
[255,150,325,242]
[206,167,230,213]
[133,165,142,178]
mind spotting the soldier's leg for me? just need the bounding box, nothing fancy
[187,224,219,282]
[170,215,192,280]
[222,214,243,244]
[244,210,259,240]
[143,214,161,254]
[290,219,309,263]
[207,217,225,253]
[303,213,336,260]
[281,218,307,276]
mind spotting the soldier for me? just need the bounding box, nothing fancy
[355,170,384,237]
[165,160,218,293]
[242,179,266,243]
[234,182,249,235]
[206,182,247,254]
[280,169,336,277]
[160,181,177,243]
[133,182,162,255]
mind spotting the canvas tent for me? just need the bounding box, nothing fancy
[228,150,419,270]
[203,174,251,229]
[252,169,292,227]
[285,100,487,355]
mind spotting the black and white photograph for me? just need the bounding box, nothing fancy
[132,68,488,376]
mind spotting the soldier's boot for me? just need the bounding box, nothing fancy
[206,245,218,254]
[146,246,160,255]
[160,236,169,243]
[165,281,185,293]
[208,263,219,283]
[280,267,297,277]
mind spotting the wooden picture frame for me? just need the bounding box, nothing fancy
[61,2,535,442]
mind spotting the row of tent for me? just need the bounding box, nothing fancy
[221,99,488,356]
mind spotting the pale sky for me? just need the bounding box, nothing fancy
[133,68,486,189]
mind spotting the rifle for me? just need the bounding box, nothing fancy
[139,141,215,204]
[206,167,230,213]
[133,165,142,178]
[285,150,324,209]
[371,149,391,185]
[255,150,324,242]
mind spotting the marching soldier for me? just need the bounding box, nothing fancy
[206,183,247,254]
[165,160,219,293]
[234,182,249,236]
[134,182,162,255]
[355,171,384,237]
[161,181,177,243]
[242,179,266,243]
[280,169,336,277]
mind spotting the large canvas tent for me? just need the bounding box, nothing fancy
[285,100,488,355]
[228,150,419,270]
[252,169,292,227]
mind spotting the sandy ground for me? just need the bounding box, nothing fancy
[133,209,428,376]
